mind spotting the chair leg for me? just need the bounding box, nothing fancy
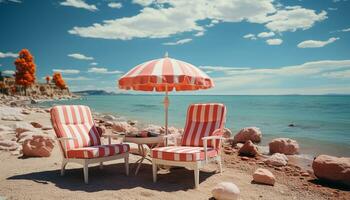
[124,154,129,176]
[83,162,89,184]
[61,159,68,176]
[194,164,200,189]
[152,160,157,183]
[99,162,104,170]
[217,156,223,174]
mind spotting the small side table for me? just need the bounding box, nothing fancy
[124,136,164,175]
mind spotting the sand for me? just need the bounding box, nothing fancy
[0,103,349,200]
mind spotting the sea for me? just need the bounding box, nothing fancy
[41,95,350,159]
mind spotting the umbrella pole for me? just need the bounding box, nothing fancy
[164,84,169,146]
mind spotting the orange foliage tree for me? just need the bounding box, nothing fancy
[46,75,50,84]
[14,49,36,95]
[52,72,67,89]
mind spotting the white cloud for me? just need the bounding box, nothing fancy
[194,31,204,37]
[328,7,338,11]
[69,1,326,40]
[132,0,153,6]
[68,53,94,60]
[340,28,350,32]
[263,7,327,32]
[266,38,283,45]
[297,37,339,48]
[90,62,98,65]
[204,60,350,95]
[322,69,350,79]
[257,31,275,38]
[0,51,17,58]
[88,67,123,74]
[2,70,15,75]
[53,69,80,74]
[0,0,22,3]
[60,0,98,11]
[163,38,192,45]
[65,76,92,81]
[243,33,257,40]
[108,2,122,9]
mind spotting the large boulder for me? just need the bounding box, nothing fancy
[22,135,55,157]
[264,153,288,167]
[269,138,299,155]
[253,168,276,186]
[238,140,259,157]
[211,182,240,200]
[0,106,23,121]
[312,155,350,186]
[0,140,19,151]
[234,127,262,143]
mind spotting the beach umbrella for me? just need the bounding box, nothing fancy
[118,53,214,139]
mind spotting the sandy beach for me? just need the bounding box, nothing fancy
[0,98,349,200]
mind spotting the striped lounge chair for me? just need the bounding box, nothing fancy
[50,105,130,183]
[151,103,227,188]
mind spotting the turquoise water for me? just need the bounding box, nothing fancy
[42,95,350,157]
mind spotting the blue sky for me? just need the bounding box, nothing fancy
[0,0,349,94]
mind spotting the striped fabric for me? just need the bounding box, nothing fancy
[181,103,226,148]
[118,57,214,92]
[151,146,218,162]
[50,105,101,150]
[67,144,130,159]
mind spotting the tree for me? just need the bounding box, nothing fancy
[46,75,50,84]
[14,49,36,95]
[52,72,67,89]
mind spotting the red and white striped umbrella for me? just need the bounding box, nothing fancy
[118,53,214,140]
[118,54,214,92]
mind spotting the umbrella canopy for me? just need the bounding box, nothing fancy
[118,54,214,141]
[118,54,214,92]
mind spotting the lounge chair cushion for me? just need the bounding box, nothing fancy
[66,144,130,159]
[51,105,101,150]
[181,103,226,148]
[151,146,218,162]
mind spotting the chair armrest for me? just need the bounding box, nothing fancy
[202,136,225,141]
[202,129,225,163]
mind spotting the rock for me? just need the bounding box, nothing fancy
[21,110,31,115]
[112,121,137,133]
[143,124,164,134]
[312,155,350,186]
[0,125,13,132]
[11,122,37,134]
[1,115,23,121]
[223,128,232,138]
[103,114,116,121]
[30,122,43,128]
[30,99,38,104]
[212,182,240,200]
[269,138,299,155]
[234,127,262,143]
[288,123,296,127]
[264,153,288,167]
[238,140,259,157]
[41,126,53,131]
[127,120,137,126]
[10,101,17,107]
[0,140,19,151]
[104,121,113,127]
[22,135,55,157]
[241,156,249,161]
[253,168,276,186]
